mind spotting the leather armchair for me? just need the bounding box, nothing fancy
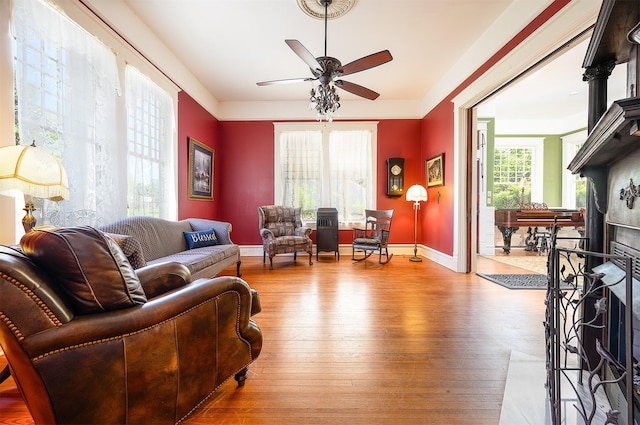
[0,226,262,425]
[258,205,313,269]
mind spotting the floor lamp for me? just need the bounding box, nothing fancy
[406,184,428,262]
[0,141,69,233]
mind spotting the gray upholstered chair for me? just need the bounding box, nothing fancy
[258,205,313,269]
[352,209,394,264]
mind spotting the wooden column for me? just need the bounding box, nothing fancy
[580,60,615,371]
[582,60,615,260]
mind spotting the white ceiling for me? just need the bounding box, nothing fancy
[80,0,626,131]
[478,37,628,134]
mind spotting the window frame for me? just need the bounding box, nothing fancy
[493,137,544,204]
[274,121,378,228]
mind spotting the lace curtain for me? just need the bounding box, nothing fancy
[12,0,125,227]
[279,131,323,219]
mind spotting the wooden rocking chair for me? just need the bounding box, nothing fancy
[352,209,394,264]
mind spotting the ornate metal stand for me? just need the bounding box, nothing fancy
[545,224,635,424]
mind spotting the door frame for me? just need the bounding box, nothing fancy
[450,2,597,273]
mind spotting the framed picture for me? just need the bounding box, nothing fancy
[188,137,214,200]
[426,153,444,187]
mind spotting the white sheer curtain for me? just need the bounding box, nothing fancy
[125,65,176,218]
[12,0,124,227]
[278,131,322,220]
[275,124,375,225]
[329,130,372,223]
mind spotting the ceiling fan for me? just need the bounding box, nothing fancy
[256,0,393,102]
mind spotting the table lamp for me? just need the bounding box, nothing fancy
[406,184,428,262]
[0,141,69,233]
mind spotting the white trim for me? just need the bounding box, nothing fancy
[453,105,468,273]
[239,243,458,270]
[561,130,587,208]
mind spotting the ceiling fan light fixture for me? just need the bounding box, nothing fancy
[257,0,391,120]
[309,82,340,122]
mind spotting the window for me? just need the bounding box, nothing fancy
[493,137,543,209]
[11,0,177,231]
[274,122,377,227]
[13,0,124,227]
[562,131,586,209]
[125,65,176,218]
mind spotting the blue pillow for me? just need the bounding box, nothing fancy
[184,228,218,249]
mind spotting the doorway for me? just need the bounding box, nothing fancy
[470,37,627,274]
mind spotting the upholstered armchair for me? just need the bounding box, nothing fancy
[0,226,262,425]
[258,205,313,269]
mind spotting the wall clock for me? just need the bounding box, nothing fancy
[387,157,404,197]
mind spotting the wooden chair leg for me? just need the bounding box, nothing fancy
[352,248,373,262]
[378,248,393,264]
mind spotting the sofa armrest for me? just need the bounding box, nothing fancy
[16,275,261,425]
[136,261,191,299]
[186,218,234,245]
[21,276,261,359]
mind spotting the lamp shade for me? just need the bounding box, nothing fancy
[406,184,428,202]
[0,144,69,201]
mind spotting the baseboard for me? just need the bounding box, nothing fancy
[239,243,458,271]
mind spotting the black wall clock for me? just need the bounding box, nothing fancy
[387,157,404,197]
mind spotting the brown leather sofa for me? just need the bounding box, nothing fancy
[0,226,262,424]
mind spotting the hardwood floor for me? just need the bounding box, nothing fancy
[0,253,546,425]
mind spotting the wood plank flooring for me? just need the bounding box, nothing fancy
[0,253,546,425]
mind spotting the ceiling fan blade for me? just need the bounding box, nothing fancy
[335,80,380,100]
[257,77,316,86]
[285,39,322,72]
[338,50,393,77]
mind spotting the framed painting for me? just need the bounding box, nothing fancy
[426,153,444,187]
[188,137,214,200]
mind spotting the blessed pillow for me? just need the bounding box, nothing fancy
[20,226,147,314]
[184,228,218,249]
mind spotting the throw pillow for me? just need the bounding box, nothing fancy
[20,226,147,315]
[184,228,218,249]
[102,232,147,269]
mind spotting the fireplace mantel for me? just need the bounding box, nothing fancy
[567,96,640,213]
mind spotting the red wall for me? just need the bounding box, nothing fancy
[213,120,421,246]
[218,120,275,245]
[420,102,455,255]
[177,92,220,220]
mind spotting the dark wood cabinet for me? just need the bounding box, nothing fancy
[316,208,339,260]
